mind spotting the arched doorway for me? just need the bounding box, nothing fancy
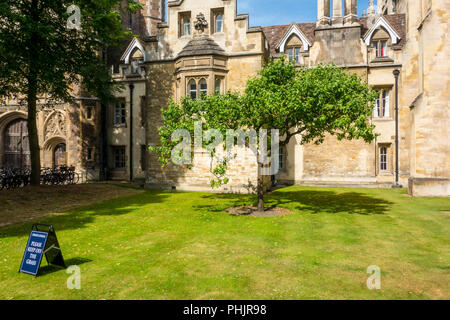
[3,119,30,169]
[53,143,67,168]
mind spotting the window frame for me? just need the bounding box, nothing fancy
[373,40,388,57]
[215,14,223,33]
[183,18,191,36]
[199,78,208,97]
[113,146,126,170]
[178,12,192,37]
[131,59,142,74]
[188,79,197,100]
[114,99,126,126]
[373,89,391,119]
[215,77,222,95]
[211,8,225,34]
[286,46,301,63]
[278,146,286,172]
[379,146,388,172]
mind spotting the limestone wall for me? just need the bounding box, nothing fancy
[400,0,450,196]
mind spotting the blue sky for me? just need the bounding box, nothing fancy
[237,0,372,26]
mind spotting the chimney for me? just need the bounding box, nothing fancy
[344,0,359,25]
[332,0,343,25]
[317,0,331,27]
[368,0,376,17]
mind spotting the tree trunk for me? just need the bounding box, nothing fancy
[27,78,41,186]
[27,0,41,186]
[256,159,265,212]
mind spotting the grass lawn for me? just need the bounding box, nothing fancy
[0,185,448,300]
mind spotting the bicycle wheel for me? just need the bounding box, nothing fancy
[72,172,80,184]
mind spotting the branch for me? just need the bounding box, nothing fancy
[283,126,306,146]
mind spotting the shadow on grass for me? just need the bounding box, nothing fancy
[0,190,171,239]
[37,257,92,277]
[196,189,394,216]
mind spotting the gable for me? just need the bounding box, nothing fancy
[120,38,147,64]
[364,16,401,46]
[276,23,312,52]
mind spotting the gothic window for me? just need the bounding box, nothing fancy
[188,79,197,100]
[199,79,208,97]
[373,89,391,118]
[114,100,126,126]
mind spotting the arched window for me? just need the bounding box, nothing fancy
[188,79,197,100]
[216,14,223,33]
[199,79,208,97]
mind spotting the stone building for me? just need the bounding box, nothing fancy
[0,0,448,196]
[0,87,102,181]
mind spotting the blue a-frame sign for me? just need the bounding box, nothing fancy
[19,230,48,276]
[19,224,65,276]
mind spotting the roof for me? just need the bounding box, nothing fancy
[177,36,226,58]
[263,22,316,55]
[120,37,147,63]
[262,14,406,55]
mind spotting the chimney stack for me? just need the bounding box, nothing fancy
[344,0,359,25]
[317,0,331,27]
[332,0,343,25]
[368,0,376,17]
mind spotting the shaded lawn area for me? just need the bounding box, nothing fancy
[0,186,448,300]
[0,184,143,227]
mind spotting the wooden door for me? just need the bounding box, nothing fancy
[3,119,30,169]
[53,143,67,168]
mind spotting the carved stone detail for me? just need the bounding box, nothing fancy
[44,111,66,141]
[194,13,208,34]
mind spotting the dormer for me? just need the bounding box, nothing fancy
[275,23,312,65]
[120,38,147,77]
[364,16,402,62]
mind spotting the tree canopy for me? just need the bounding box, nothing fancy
[0,0,141,184]
[152,59,379,211]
